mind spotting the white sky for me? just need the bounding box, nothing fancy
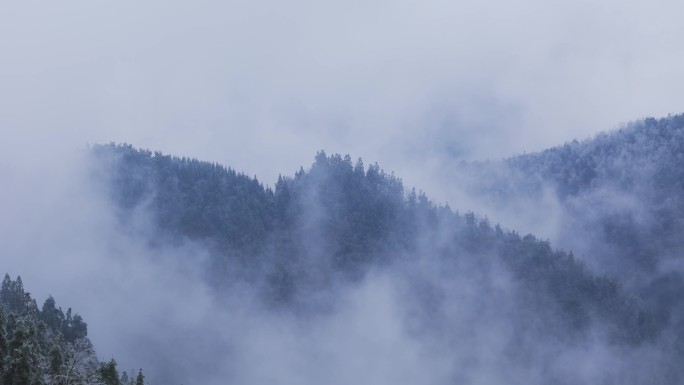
[1,2,683,381]
[1,0,683,196]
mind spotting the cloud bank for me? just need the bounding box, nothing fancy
[2,0,684,198]
[2,1,684,383]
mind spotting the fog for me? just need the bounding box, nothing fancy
[2,0,684,198]
[0,142,679,384]
[2,0,684,384]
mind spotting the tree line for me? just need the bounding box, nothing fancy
[0,274,144,385]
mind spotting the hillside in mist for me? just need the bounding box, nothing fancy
[0,274,141,385]
[85,116,684,384]
[4,0,684,383]
[457,114,684,276]
[456,113,684,354]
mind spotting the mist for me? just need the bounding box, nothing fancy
[2,0,684,384]
[2,0,684,197]
[0,140,680,384]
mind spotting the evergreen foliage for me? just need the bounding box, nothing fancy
[457,114,684,348]
[0,275,141,385]
[459,114,684,276]
[92,143,660,344]
[135,369,144,385]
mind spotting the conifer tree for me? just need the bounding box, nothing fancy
[98,359,122,385]
[0,308,8,375]
[3,318,43,385]
[1,274,11,308]
[48,342,64,377]
[41,296,65,332]
[135,369,145,385]
[45,337,70,385]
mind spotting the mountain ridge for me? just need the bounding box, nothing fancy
[80,113,684,383]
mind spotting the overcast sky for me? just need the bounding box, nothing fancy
[2,0,684,196]
[2,2,684,381]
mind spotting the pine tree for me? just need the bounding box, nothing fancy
[98,359,122,385]
[3,317,43,385]
[46,339,65,385]
[13,276,25,313]
[0,274,11,308]
[135,369,145,385]
[0,275,27,314]
[0,308,8,374]
[41,296,65,332]
[48,342,63,375]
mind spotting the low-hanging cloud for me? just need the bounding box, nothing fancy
[2,1,684,384]
[1,144,679,385]
[2,0,684,201]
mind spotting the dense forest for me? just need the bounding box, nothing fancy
[7,113,680,384]
[455,113,684,359]
[458,114,684,277]
[90,144,639,318]
[0,274,144,385]
[87,124,684,383]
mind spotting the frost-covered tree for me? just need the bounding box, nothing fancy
[1,275,28,315]
[0,275,140,385]
[46,339,64,384]
[3,317,43,385]
[0,308,8,375]
[41,296,65,334]
[135,369,144,385]
[97,359,121,385]
[60,338,100,385]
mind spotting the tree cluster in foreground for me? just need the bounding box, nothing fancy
[0,274,144,385]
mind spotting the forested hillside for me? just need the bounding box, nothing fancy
[87,142,684,383]
[0,275,142,385]
[458,114,684,277]
[455,113,684,371]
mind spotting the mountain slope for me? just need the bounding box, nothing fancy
[0,274,140,385]
[454,113,684,367]
[458,114,684,276]
[90,144,662,349]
